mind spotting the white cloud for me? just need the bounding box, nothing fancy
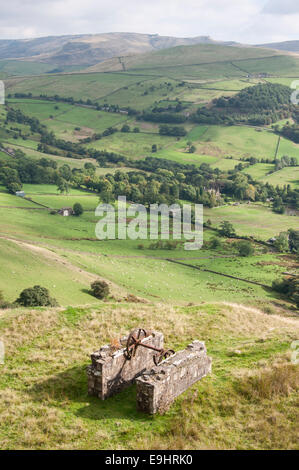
[262,0,299,15]
[0,0,297,43]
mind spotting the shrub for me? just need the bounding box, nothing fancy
[274,233,289,252]
[121,124,130,133]
[90,280,110,299]
[16,285,58,307]
[236,241,254,257]
[73,202,84,216]
[210,237,222,249]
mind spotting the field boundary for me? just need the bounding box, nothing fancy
[165,258,272,289]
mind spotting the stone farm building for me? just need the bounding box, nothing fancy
[58,207,74,216]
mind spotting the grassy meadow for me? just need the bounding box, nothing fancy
[0,302,298,449]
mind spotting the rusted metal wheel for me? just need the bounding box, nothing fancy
[153,349,175,366]
[125,328,148,360]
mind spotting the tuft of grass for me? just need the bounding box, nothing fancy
[238,363,299,400]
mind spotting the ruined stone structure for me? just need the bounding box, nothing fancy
[136,340,212,414]
[87,330,164,399]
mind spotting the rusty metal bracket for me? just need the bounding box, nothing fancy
[124,328,175,365]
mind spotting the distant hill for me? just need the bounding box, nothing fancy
[0,32,240,68]
[85,43,280,73]
[256,40,299,53]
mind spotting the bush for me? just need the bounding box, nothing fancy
[236,241,254,257]
[73,202,84,216]
[121,124,130,133]
[210,237,222,249]
[274,232,289,252]
[90,280,110,299]
[16,285,59,307]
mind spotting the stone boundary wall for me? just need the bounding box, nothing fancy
[87,330,164,400]
[136,340,212,414]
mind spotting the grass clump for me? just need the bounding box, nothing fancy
[238,363,299,400]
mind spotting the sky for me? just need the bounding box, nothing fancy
[0,0,298,44]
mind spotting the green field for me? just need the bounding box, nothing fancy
[204,203,299,239]
[0,185,296,306]
[5,72,151,101]
[86,131,176,159]
[9,99,129,138]
[262,167,299,188]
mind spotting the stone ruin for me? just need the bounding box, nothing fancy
[87,330,164,399]
[87,330,212,413]
[136,340,212,414]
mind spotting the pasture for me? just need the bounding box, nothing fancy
[0,185,295,307]
[204,203,299,239]
[86,131,176,159]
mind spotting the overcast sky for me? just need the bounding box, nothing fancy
[0,0,298,43]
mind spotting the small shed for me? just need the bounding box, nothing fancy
[58,207,74,217]
[16,191,25,198]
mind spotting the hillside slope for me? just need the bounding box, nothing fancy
[257,40,299,53]
[86,43,280,72]
[0,301,298,449]
[0,32,239,67]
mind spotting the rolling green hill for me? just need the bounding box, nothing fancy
[86,43,280,72]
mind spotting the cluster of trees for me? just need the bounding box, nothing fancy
[158,124,187,137]
[0,152,94,194]
[87,169,222,207]
[280,123,299,144]
[193,83,296,126]
[138,111,186,124]
[151,101,185,113]
[272,156,298,172]
[272,277,299,307]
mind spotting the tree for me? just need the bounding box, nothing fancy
[90,280,110,299]
[151,144,157,153]
[219,220,236,238]
[16,285,58,307]
[57,178,69,195]
[186,141,196,153]
[121,124,130,133]
[274,232,289,252]
[288,229,299,253]
[73,202,84,216]
[210,237,222,249]
[6,181,23,194]
[272,196,285,214]
[272,277,299,307]
[236,240,254,257]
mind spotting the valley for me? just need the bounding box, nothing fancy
[0,38,298,451]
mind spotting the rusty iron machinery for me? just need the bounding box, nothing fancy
[124,328,175,365]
